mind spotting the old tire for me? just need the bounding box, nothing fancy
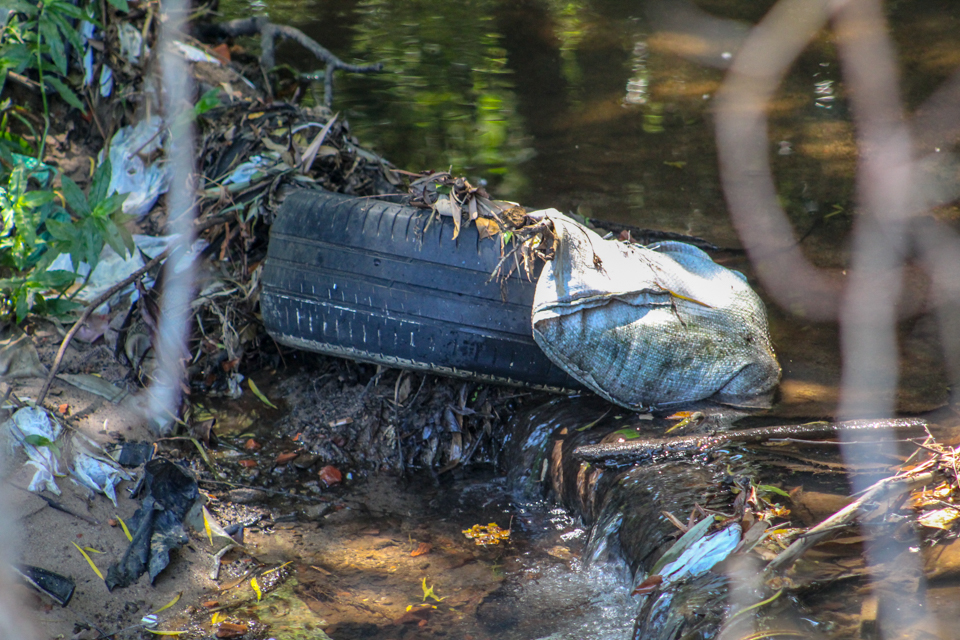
[261,189,580,390]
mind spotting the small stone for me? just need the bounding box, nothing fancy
[227,489,268,504]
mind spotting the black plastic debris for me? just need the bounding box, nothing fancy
[114,442,156,467]
[14,564,75,607]
[105,458,199,590]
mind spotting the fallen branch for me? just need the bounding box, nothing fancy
[572,418,927,467]
[197,17,383,106]
[764,468,936,575]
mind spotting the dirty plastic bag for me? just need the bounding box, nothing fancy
[103,115,168,218]
[531,213,780,409]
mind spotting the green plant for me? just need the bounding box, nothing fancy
[1,0,91,157]
[0,152,131,322]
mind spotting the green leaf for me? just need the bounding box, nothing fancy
[89,159,112,207]
[14,285,29,322]
[30,269,76,288]
[92,192,126,219]
[21,191,55,208]
[7,0,39,16]
[44,76,85,111]
[610,428,643,440]
[48,1,84,20]
[59,175,90,216]
[23,434,54,447]
[38,297,82,318]
[101,223,128,258]
[193,88,222,117]
[50,12,85,54]
[756,484,791,499]
[248,378,278,409]
[38,18,67,76]
[44,218,76,242]
[105,0,130,12]
[116,219,135,255]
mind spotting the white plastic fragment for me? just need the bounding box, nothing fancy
[81,21,96,86]
[70,434,131,507]
[47,234,208,310]
[224,154,277,185]
[658,523,741,585]
[104,115,169,218]
[99,64,114,97]
[172,40,221,65]
[117,22,147,64]
[3,408,63,495]
[532,212,781,409]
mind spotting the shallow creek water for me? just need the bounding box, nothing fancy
[204,0,960,638]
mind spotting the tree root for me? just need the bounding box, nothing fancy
[197,17,383,106]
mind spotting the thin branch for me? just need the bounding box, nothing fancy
[572,418,927,466]
[764,469,935,574]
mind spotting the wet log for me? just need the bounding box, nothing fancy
[573,418,927,467]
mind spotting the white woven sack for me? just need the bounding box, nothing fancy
[531,213,780,410]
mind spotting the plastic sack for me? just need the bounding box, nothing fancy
[531,213,780,409]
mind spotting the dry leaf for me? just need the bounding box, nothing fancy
[411,542,433,557]
[476,217,500,241]
[319,465,342,487]
[918,507,960,530]
[275,451,298,465]
[632,574,663,595]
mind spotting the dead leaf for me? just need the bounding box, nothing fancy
[631,574,663,595]
[299,113,339,172]
[476,217,500,241]
[319,465,342,487]
[0,324,47,379]
[275,451,298,465]
[411,542,433,557]
[244,439,261,451]
[919,507,960,530]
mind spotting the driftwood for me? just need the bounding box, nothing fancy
[572,418,928,466]
[196,17,383,106]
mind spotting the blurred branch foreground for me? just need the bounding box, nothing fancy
[713,0,960,636]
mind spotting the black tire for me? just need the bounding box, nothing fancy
[261,189,581,391]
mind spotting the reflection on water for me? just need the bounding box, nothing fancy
[217,0,960,253]
[209,1,937,268]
